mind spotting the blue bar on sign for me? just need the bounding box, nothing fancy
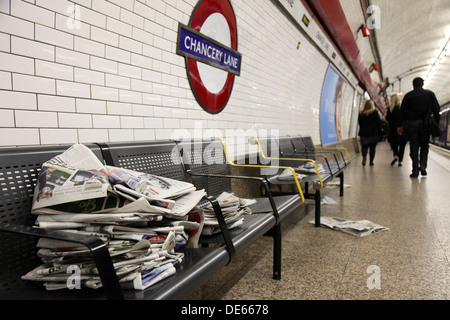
[177,24,241,76]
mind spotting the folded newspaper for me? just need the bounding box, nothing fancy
[295,162,326,174]
[310,217,389,237]
[23,144,207,291]
[277,168,307,181]
[201,191,256,235]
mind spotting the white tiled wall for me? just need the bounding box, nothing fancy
[0,0,355,152]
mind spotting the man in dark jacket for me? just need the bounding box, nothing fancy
[400,77,440,178]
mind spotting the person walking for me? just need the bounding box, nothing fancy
[358,100,382,166]
[386,94,406,166]
[400,77,440,178]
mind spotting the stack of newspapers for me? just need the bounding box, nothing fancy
[201,192,255,235]
[22,144,206,291]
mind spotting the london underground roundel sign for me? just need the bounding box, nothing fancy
[177,0,241,114]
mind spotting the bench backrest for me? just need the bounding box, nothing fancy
[98,141,187,182]
[277,137,296,156]
[177,139,232,197]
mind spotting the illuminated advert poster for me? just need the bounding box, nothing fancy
[320,66,347,145]
[177,0,241,114]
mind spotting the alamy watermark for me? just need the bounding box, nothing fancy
[366,265,381,290]
[366,5,381,30]
[66,4,81,30]
[169,121,281,174]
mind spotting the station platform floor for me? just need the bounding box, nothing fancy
[191,141,450,300]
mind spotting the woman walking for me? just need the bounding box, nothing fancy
[358,100,382,166]
[386,94,406,166]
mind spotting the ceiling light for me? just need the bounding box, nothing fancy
[425,36,450,84]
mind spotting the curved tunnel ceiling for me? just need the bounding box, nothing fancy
[342,0,450,106]
[307,0,450,108]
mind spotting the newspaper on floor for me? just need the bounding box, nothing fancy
[23,143,207,292]
[325,181,352,189]
[321,196,337,205]
[310,217,389,237]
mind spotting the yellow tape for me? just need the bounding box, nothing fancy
[249,136,323,190]
[216,137,305,204]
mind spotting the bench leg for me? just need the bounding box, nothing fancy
[315,190,321,227]
[272,224,282,280]
[339,172,344,197]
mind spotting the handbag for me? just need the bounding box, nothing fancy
[426,112,440,137]
[424,90,441,138]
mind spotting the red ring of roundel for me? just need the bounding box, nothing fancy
[186,0,238,114]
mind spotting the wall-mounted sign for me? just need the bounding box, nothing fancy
[177,0,241,114]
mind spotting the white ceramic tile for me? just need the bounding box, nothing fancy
[90,56,118,74]
[107,101,132,115]
[76,98,106,114]
[15,110,58,127]
[56,79,90,98]
[0,109,14,127]
[91,85,119,101]
[74,37,105,57]
[75,67,105,86]
[11,37,54,61]
[119,89,142,103]
[0,128,40,145]
[132,104,153,117]
[134,128,155,141]
[0,13,34,39]
[120,116,144,128]
[91,0,120,19]
[38,95,75,112]
[106,16,132,37]
[119,36,142,55]
[36,60,74,81]
[0,52,34,75]
[134,1,157,20]
[105,45,130,63]
[58,112,92,128]
[78,128,109,143]
[35,24,74,50]
[0,90,37,110]
[144,117,163,129]
[92,114,120,128]
[91,25,118,47]
[108,128,134,141]
[13,74,55,94]
[40,128,78,144]
[0,71,11,90]
[106,74,130,89]
[119,63,141,79]
[56,47,90,68]
[77,5,107,29]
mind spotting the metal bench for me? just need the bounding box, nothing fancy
[175,138,305,278]
[249,136,351,226]
[0,139,306,300]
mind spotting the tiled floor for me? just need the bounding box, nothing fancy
[191,141,450,300]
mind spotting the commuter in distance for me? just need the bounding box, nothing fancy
[399,77,440,178]
[358,100,382,166]
[386,94,406,167]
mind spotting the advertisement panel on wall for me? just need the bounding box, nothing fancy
[320,66,347,145]
[339,85,354,140]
